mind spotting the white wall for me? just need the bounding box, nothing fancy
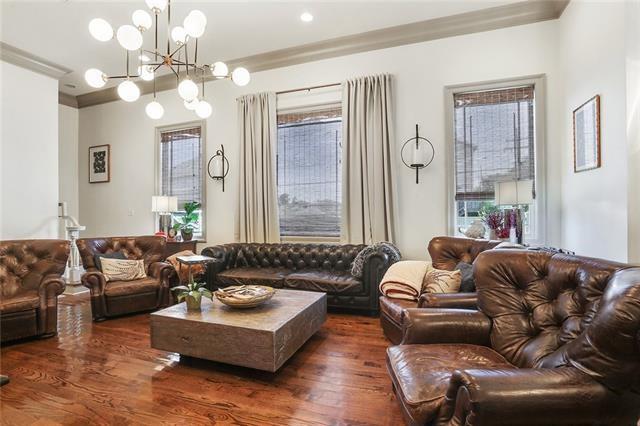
[626,0,640,262]
[79,20,562,260]
[58,104,79,237]
[558,1,628,261]
[0,60,59,239]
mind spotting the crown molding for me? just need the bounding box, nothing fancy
[59,92,79,108]
[74,0,569,109]
[0,42,71,80]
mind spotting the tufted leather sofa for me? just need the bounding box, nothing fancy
[201,243,395,315]
[0,239,70,342]
[387,249,640,425]
[77,236,177,321]
[380,236,499,343]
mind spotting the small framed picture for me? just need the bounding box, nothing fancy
[573,95,601,173]
[89,144,111,183]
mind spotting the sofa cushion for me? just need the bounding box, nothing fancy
[379,296,416,326]
[217,267,290,288]
[0,291,39,314]
[104,278,159,297]
[386,344,513,425]
[284,270,363,295]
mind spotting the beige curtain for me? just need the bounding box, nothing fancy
[236,92,280,243]
[341,74,396,244]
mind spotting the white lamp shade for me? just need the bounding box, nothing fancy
[138,65,154,81]
[171,26,188,45]
[211,61,228,78]
[231,67,250,86]
[195,100,213,118]
[152,195,178,213]
[84,68,107,88]
[145,101,164,119]
[89,18,113,42]
[116,25,143,51]
[178,78,198,101]
[117,80,140,102]
[494,179,534,205]
[183,10,206,38]
[132,9,152,31]
[145,0,167,13]
[184,98,199,111]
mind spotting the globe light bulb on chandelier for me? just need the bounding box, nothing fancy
[117,80,140,102]
[85,0,251,118]
[132,10,153,31]
[89,18,113,42]
[146,101,164,119]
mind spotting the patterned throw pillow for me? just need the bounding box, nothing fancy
[100,258,147,282]
[351,242,402,278]
[421,268,462,294]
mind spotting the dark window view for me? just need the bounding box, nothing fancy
[277,108,342,238]
[453,86,535,231]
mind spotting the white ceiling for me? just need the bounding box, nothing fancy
[1,0,516,96]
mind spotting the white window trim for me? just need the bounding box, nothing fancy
[154,120,207,242]
[444,74,547,246]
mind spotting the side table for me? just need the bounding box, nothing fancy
[165,240,197,258]
[175,254,215,284]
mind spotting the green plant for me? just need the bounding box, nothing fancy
[172,282,213,304]
[172,201,201,232]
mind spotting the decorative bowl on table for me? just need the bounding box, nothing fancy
[214,285,276,309]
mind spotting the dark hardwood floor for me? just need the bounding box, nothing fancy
[0,293,404,425]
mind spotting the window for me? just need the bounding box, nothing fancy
[276,107,342,239]
[447,79,545,243]
[157,123,205,239]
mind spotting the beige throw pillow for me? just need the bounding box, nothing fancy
[100,258,147,282]
[421,268,462,294]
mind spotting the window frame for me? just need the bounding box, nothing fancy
[444,75,547,245]
[154,120,207,242]
[276,101,343,242]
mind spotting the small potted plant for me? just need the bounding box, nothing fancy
[172,201,201,241]
[172,282,213,311]
[480,205,504,240]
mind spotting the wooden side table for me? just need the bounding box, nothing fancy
[176,255,215,284]
[165,240,197,258]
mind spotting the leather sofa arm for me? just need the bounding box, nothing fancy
[418,292,477,309]
[38,274,66,299]
[401,308,491,346]
[361,249,397,313]
[81,270,107,296]
[441,367,638,425]
[201,245,233,289]
[148,261,176,285]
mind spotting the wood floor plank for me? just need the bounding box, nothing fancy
[1,293,404,425]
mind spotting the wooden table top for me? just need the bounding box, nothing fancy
[151,289,326,332]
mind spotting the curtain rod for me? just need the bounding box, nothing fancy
[276,82,341,95]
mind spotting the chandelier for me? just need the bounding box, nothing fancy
[84,0,251,120]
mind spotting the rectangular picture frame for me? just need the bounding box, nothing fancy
[89,144,111,183]
[573,95,601,173]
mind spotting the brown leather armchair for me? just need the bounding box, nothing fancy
[380,236,499,343]
[77,236,177,321]
[386,250,640,425]
[0,239,70,342]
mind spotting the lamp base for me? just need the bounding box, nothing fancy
[158,214,171,235]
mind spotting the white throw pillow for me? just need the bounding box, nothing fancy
[100,258,147,282]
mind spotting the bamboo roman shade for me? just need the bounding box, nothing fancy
[160,126,203,209]
[453,86,535,201]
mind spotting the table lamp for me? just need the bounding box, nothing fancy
[494,180,534,244]
[152,195,178,235]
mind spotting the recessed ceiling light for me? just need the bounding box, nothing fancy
[300,12,313,23]
[139,54,151,62]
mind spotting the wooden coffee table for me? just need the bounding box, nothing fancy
[150,289,327,372]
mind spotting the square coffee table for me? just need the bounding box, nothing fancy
[150,289,327,372]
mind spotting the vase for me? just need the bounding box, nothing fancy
[185,294,201,311]
[489,229,497,240]
[181,229,193,241]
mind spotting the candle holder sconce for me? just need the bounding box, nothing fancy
[401,124,435,184]
[207,145,230,191]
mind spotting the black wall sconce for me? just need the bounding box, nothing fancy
[401,124,435,184]
[207,145,230,191]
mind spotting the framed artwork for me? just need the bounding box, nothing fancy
[89,144,110,183]
[573,95,601,173]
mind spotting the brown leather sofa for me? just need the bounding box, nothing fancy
[0,239,70,342]
[380,236,499,344]
[202,243,396,315]
[386,249,640,425]
[77,236,177,321]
